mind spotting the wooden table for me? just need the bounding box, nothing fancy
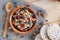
[31,0,60,24]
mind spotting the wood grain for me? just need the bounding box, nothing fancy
[31,1,60,24]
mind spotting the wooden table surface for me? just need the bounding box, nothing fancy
[31,0,60,24]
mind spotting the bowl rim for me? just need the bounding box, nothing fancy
[10,6,37,34]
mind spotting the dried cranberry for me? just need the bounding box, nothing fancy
[16,16,19,19]
[27,17,30,21]
[20,24,24,28]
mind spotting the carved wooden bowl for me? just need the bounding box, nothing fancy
[10,6,37,34]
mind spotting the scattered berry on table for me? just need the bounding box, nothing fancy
[26,4,30,7]
[45,20,48,22]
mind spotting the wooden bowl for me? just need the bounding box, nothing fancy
[10,6,37,34]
